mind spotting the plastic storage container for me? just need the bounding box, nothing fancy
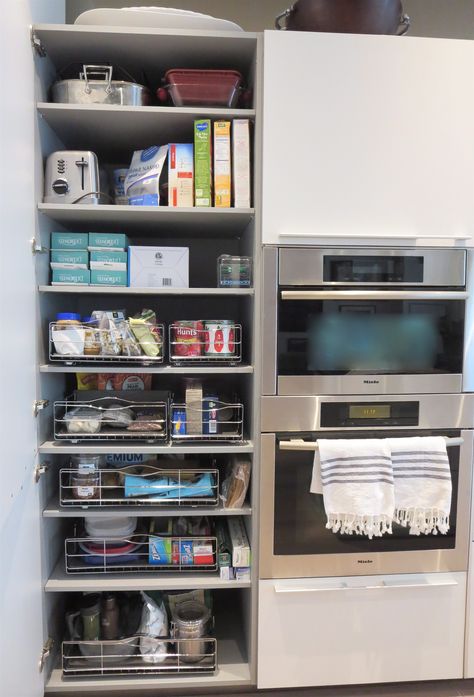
[158,69,243,107]
[217,255,252,287]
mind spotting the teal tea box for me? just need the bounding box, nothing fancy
[88,233,129,251]
[90,250,127,270]
[51,269,90,285]
[50,250,89,269]
[90,269,127,286]
[51,232,88,250]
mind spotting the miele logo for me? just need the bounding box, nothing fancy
[363,380,380,385]
[357,559,374,564]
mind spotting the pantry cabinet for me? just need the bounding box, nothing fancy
[258,573,467,689]
[2,3,262,694]
[262,30,474,246]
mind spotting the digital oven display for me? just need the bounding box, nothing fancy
[348,405,391,419]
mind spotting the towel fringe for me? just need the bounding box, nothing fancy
[394,507,450,536]
[326,513,393,540]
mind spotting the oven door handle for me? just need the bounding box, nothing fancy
[277,233,472,240]
[280,290,468,301]
[273,579,459,593]
[279,437,464,451]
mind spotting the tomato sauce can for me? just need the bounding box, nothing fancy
[203,320,235,357]
[171,320,203,358]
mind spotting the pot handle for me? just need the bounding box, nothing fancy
[397,13,411,35]
[274,5,294,30]
[81,65,113,94]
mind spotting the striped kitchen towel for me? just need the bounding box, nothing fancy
[388,436,452,535]
[311,439,395,539]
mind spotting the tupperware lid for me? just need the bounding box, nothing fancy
[85,516,138,539]
[56,312,81,321]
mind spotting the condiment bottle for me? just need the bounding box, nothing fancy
[56,312,81,327]
[101,593,120,640]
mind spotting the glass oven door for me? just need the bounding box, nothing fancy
[277,290,466,394]
[260,429,473,579]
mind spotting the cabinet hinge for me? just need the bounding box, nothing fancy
[31,237,47,255]
[33,399,49,416]
[34,461,49,483]
[39,638,54,672]
[30,28,46,57]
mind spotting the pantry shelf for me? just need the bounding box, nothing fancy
[45,629,250,692]
[33,24,258,77]
[38,204,254,234]
[38,441,254,455]
[37,104,256,159]
[45,561,251,592]
[38,285,254,296]
[39,363,253,374]
[43,499,252,518]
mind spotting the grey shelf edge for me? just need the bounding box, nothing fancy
[40,363,253,374]
[37,102,256,118]
[43,499,252,518]
[39,441,254,454]
[39,285,254,295]
[45,666,252,693]
[37,204,255,232]
[45,561,252,592]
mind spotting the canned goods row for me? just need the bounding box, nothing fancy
[170,320,238,359]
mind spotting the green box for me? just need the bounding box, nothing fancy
[194,119,212,207]
[90,250,127,270]
[50,250,89,269]
[51,232,88,250]
[88,233,129,251]
[51,269,90,285]
[90,269,127,286]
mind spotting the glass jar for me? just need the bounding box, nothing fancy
[82,316,101,356]
[56,312,81,327]
[71,472,100,501]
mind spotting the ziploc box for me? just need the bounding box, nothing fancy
[90,250,127,271]
[232,119,251,208]
[214,121,231,208]
[149,536,172,565]
[194,119,212,207]
[227,517,251,568]
[88,233,129,251]
[52,269,90,285]
[90,269,127,286]
[168,143,193,207]
[125,145,169,206]
[128,246,189,288]
[51,232,88,250]
[50,250,88,269]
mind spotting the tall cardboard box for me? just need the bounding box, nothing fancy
[168,143,194,207]
[214,121,231,208]
[194,119,212,207]
[232,119,251,208]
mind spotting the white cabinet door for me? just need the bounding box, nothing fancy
[258,573,466,689]
[467,544,474,677]
[466,469,474,677]
[0,2,63,696]
[262,31,474,246]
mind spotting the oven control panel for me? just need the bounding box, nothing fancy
[320,401,419,428]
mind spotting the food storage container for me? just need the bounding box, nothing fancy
[173,601,212,664]
[157,69,243,107]
[217,255,252,288]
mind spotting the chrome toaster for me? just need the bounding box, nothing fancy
[44,150,100,204]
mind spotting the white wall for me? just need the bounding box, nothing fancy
[66,0,474,38]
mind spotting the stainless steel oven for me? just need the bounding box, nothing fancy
[260,394,474,578]
[263,247,471,395]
